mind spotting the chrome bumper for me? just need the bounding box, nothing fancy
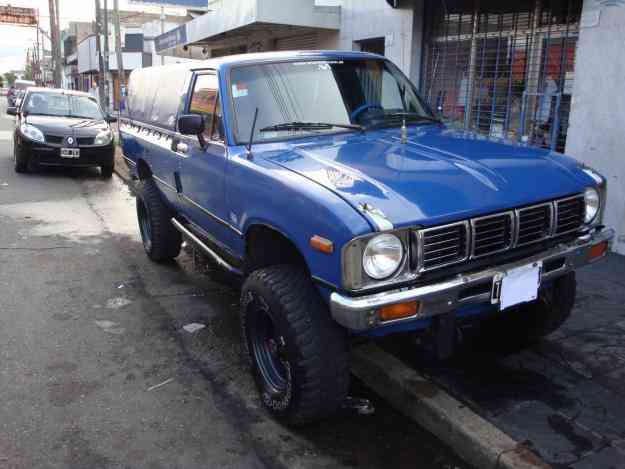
[330,228,614,331]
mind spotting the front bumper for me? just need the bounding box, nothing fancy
[330,228,615,331]
[21,138,114,167]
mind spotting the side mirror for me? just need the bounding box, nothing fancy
[6,107,17,116]
[105,114,117,123]
[178,114,205,136]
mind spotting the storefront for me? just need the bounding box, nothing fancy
[421,0,581,152]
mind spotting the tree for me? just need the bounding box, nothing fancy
[24,63,34,81]
[4,72,17,86]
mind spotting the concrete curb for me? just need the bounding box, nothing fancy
[113,146,132,186]
[352,343,551,469]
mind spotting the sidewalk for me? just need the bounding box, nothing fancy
[388,254,625,468]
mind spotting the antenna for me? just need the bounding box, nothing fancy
[400,117,408,144]
[246,107,259,160]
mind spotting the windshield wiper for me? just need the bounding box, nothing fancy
[259,121,363,133]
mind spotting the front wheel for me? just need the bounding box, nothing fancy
[241,265,350,425]
[481,272,576,348]
[100,164,114,179]
[135,179,182,262]
[14,143,28,173]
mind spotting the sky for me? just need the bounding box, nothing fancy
[0,0,186,74]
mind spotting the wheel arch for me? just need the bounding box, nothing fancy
[136,158,153,180]
[244,222,310,275]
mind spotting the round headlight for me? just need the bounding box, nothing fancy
[584,187,600,224]
[362,234,403,280]
[20,123,45,143]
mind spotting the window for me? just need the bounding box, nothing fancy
[189,73,223,142]
[230,59,431,144]
[24,92,103,120]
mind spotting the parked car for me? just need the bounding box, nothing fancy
[7,79,35,106]
[120,51,614,424]
[13,89,25,108]
[8,87,116,176]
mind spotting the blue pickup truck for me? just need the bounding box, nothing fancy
[120,51,613,424]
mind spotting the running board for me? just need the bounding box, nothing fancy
[171,218,242,276]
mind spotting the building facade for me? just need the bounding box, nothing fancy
[152,0,625,253]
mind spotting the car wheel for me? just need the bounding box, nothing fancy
[135,179,181,262]
[240,265,350,425]
[480,272,576,348]
[101,164,114,179]
[14,143,28,173]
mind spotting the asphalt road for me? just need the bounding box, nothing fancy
[0,100,469,469]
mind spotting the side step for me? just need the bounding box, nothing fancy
[171,218,242,276]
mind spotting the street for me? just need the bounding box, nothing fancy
[0,100,469,468]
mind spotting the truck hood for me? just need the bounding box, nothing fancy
[261,126,594,229]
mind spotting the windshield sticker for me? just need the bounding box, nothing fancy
[232,83,248,98]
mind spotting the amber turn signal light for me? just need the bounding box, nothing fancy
[588,241,608,261]
[310,235,334,254]
[379,301,420,321]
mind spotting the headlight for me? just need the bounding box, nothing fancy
[362,234,404,280]
[20,123,45,143]
[584,187,600,224]
[94,129,113,145]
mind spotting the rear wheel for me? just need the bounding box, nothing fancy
[241,265,350,425]
[135,178,181,262]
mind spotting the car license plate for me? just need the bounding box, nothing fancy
[61,148,80,158]
[499,262,542,310]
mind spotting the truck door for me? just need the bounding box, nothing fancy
[176,72,236,253]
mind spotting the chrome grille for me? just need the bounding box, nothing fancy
[556,196,585,234]
[516,203,553,246]
[472,212,513,258]
[77,137,95,146]
[415,193,585,273]
[420,222,469,270]
[45,135,64,144]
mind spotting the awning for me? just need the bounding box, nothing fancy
[171,0,340,50]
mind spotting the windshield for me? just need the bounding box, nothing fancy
[23,92,103,120]
[230,58,433,144]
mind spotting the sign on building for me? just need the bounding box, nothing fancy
[129,0,207,8]
[155,24,187,53]
[0,6,37,26]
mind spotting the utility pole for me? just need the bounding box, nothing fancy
[113,0,125,111]
[94,0,106,107]
[160,6,165,65]
[47,0,62,87]
[103,0,110,111]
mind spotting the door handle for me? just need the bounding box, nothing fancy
[175,142,189,154]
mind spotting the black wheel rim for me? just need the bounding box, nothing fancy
[249,299,289,396]
[137,198,152,252]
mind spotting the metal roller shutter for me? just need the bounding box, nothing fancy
[422,0,581,152]
[275,33,319,51]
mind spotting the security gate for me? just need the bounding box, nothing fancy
[422,0,581,152]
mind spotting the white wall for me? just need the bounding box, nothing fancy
[566,0,625,254]
[332,0,416,78]
[77,36,98,74]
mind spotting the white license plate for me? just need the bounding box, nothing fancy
[499,262,542,310]
[61,148,80,158]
